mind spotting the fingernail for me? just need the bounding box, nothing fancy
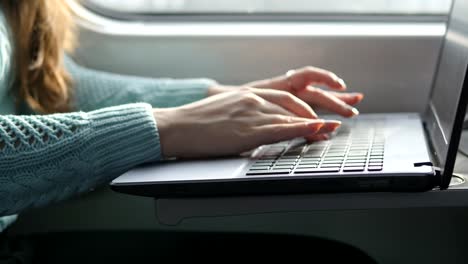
[351,107,360,116]
[322,120,342,132]
[338,78,347,89]
[330,124,340,132]
[310,110,318,119]
[325,120,342,126]
[307,120,325,132]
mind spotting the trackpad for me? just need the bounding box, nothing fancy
[114,157,249,184]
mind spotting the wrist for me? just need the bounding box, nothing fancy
[207,85,238,96]
[207,85,258,96]
[207,85,225,96]
[152,108,180,159]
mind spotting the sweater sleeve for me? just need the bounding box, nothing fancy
[0,103,161,216]
[65,56,218,111]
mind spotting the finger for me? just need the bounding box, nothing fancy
[317,121,342,134]
[251,88,318,119]
[259,99,298,117]
[254,120,325,145]
[305,134,330,142]
[288,67,347,92]
[297,86,359,117]
[258,115,323,126]
[329,92,364,106]
[304,121,341,141]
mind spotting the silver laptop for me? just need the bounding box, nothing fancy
[110,0,468,198]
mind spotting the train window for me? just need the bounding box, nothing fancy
[83,0,451,18]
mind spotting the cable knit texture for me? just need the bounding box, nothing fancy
[0,8,216,231]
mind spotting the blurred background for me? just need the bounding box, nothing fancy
[85,0,451,15]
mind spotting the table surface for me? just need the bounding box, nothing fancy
[154,152,468,225]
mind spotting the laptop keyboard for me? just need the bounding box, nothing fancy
[246,123,385,176]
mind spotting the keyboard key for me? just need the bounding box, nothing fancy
[247,169,290,175]
[326,154,346,157]
[259,158,277,161]
[345,160,366,163]
[320,161,342,166]
[324,154,346,158]
[276,157,296,161]
[303,154,323,158]
[253,161,274,166]
[272,165,294,170]
[346,156,367,162]
[298,162,320,167]
[250,165,271,170]
[328,148,347,152]
[285,147,304,152]
[368,166,383,171]
[322,160,343,164]
[297,164,318,169]
[320,165,342,169]
[323,158,344,163]
[348,151,368,156]
[307,146,327,151]
[350,148,369,152]
[343,167,365,172]
[280,154,300,159]
[344,163,365,167]
[275,160,297,165]
[300,157,321,162]
[326,153,347,157]
[351,143,370,146]
[294,168,341,173]
[305,149,325,154]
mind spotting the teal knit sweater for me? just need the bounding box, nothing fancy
[0,9,216,231]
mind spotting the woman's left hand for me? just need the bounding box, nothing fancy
[208,66,364,118]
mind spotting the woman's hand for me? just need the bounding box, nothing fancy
[208,66,364,118]
[153,89,341,159]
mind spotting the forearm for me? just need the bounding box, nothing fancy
[0,103,161,216]
[64,56,217,111]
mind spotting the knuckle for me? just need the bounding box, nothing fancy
[238,86,251,92]
[272,115,291,124]
[236,126,254,138]
[270,126,284,137]
[309,86,322,95]
[329,73,339,81]
[305,66,317,73]
[283,91,295,101]
[241,93,262,107]
[278,92,294,104]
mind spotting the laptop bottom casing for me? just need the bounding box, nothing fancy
[111,113,437,198]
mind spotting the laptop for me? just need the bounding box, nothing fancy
[110,0,468,198]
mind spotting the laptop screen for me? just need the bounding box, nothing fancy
[425,0,468,187]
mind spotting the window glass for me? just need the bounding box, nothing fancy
[84,0,452,15]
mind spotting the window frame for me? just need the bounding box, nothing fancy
[80,0,449,23]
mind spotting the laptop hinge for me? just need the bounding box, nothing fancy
[433,166,443,188]
[414,162,443,188]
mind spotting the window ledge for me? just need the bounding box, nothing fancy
[69,0,446,38]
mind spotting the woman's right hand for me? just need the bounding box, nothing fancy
[153,88,341,159]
